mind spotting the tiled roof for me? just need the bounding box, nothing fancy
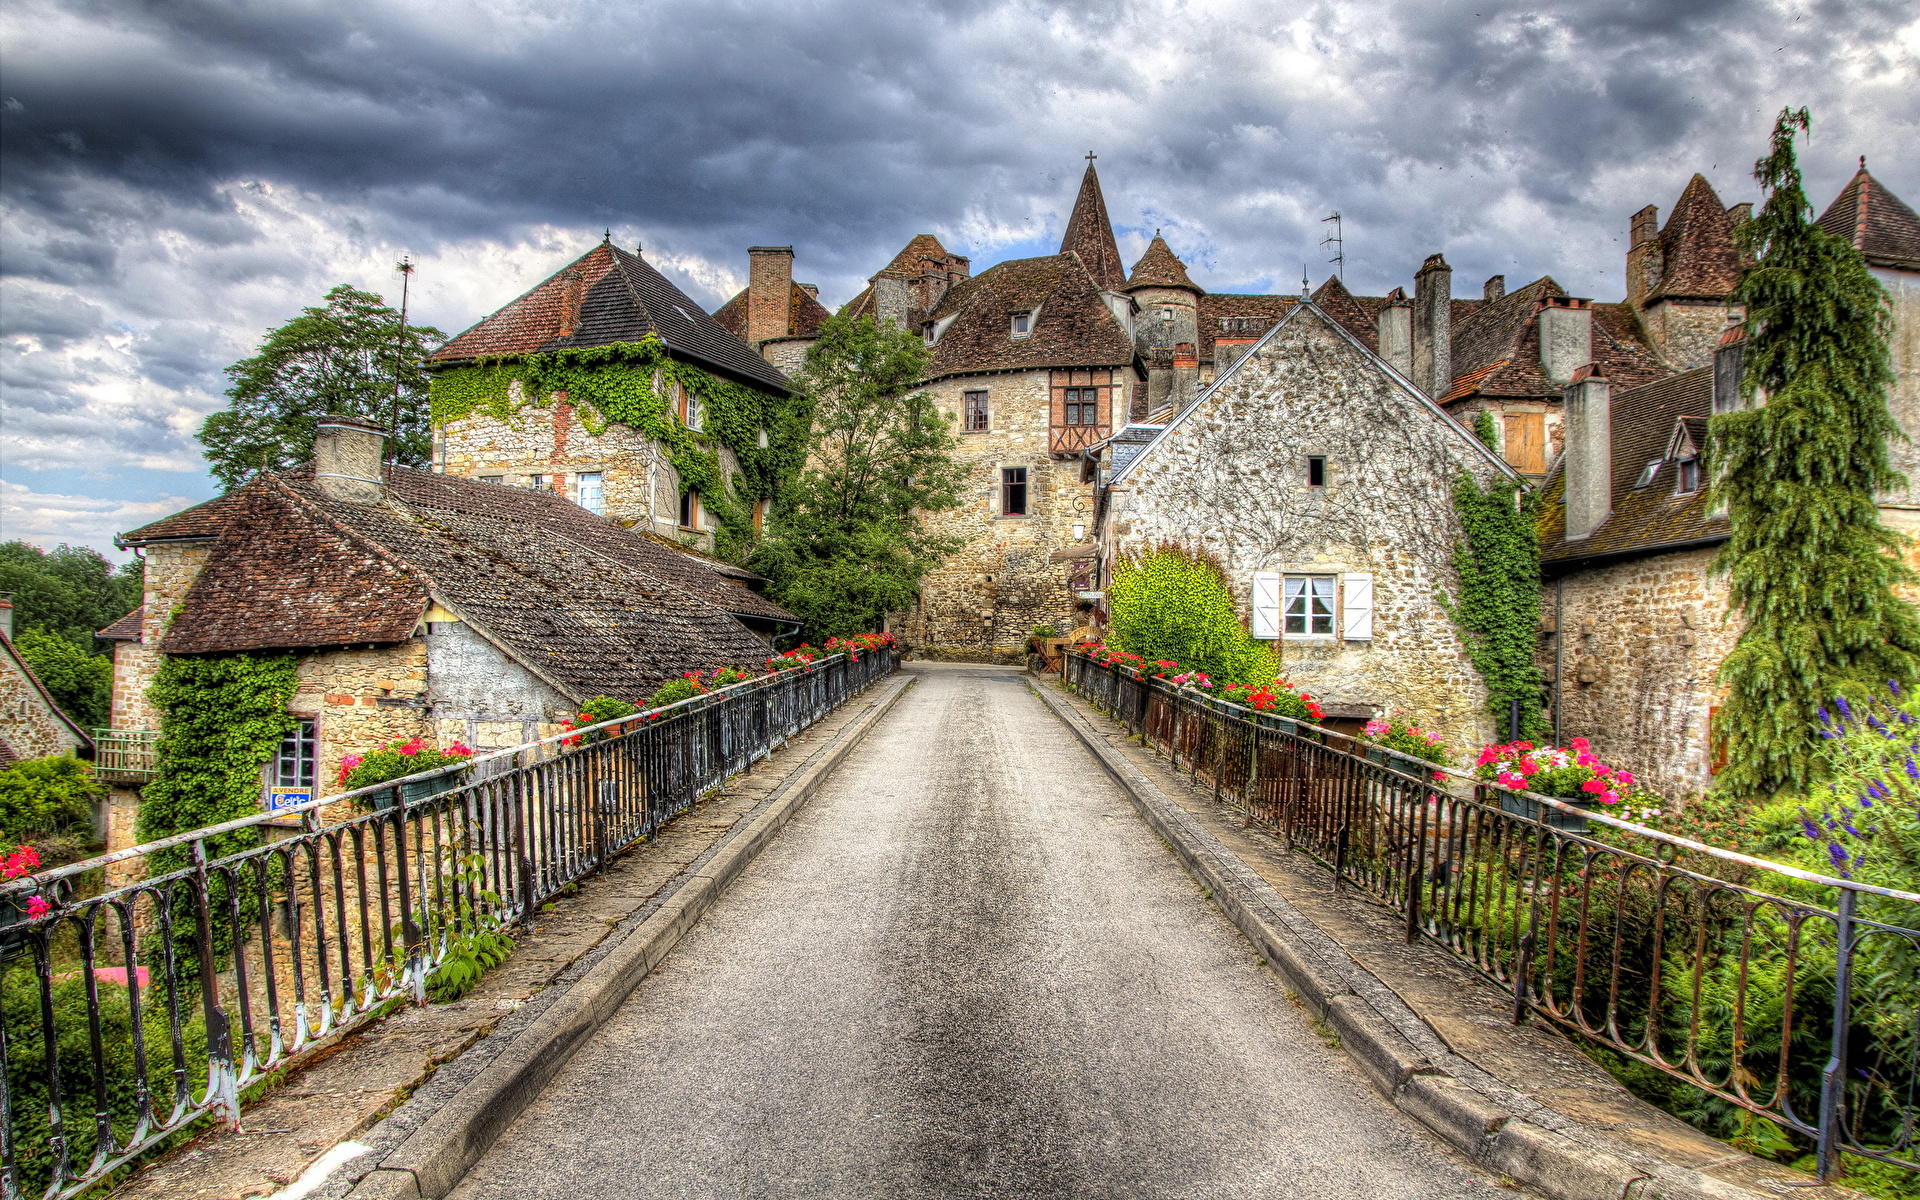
[1439,360,1508,404]
[137,468,796,703]
[117,490,250,544]
[711,282,833,342]
[1125,236,1201,293]
[1196,293,1298,365]
[838,234,969,327]
[1648,174,1743,302]
[1309,277,1379,353]
[1059,164,1128,293]
[1538,366,1727,567]
[1817,163,1920,271]
[96,606,144,642]
[430,243,793,394]
[1451,277,1560,380]
[924,253,1134,378]
[1444,280,1668,404]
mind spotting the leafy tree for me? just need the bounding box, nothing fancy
[1709,108,1920,801]
[198,284,445,490]
[1107,545,1277,686]
[0,541,141,645]
[13,628,113,728]
[751,314,965,637]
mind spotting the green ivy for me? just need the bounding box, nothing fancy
[138,653,301,871]
[428,336,807,559]
[1472,410,1499,453]
[1108,545,1278,687]
[1447,472,1548,740]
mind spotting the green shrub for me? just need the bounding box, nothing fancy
[645,676,708,710]
[579,695,640,725]
[337,737,473,793]
[13,627,113,729]
[0,755,101,843]
[1108,546,1277,688]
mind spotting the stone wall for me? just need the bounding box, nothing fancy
[290,640,435,805]
[1099,307,1512,752]
[0,642,86,762]
[1642,298,1729,371]
[425,620,577,751]
[1541,548,1741,799]
[1875,266,1920,509]
[896,368,1089,660]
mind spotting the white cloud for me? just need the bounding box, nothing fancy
[0,479,192,558]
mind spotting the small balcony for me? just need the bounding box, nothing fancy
[92,729,160,784]
[1049,423,1109,457]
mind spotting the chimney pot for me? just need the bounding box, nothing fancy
[1563,374,1612,540]
[313,417,387,504]
[746,247,795,346]
[1538,296,1593,387]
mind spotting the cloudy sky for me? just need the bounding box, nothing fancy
[3,0,1915,556]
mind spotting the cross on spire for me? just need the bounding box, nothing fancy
[1086,151,1097,164]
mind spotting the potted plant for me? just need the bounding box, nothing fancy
[1473,737,1634,831]
[338,737,475,810]
[1355,712,1455,782]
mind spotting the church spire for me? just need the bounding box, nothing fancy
[1058,155,1127,293]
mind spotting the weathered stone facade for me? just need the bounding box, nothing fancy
[1099,304,1522,752]
[1875,266,1920,509]
[899,369,1091,659]
[0,635,90,763]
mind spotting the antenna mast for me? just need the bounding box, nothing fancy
[391,255,414,463]
[1321,212,1344,280]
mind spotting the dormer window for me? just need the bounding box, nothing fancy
[1010,312,1033,339]
[923,322,937,347]
[1634,459,1662,489]
[1676,456,1701,495]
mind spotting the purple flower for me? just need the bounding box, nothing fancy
[1905,758,1918,780]
[1837,696,1854,718]
[1799,809,1822,840]
[1891,680,1902,696]
[1818,706,1832,725]
[1860,795,1875,809]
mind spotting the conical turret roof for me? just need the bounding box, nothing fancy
[1059,161,1127,293]
[1125,235,1201,293]
[1817,160,1920,271]
[1648,174,1741,301]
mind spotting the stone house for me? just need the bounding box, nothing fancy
[430,237,803,557]
[0,598,93,768]
[1536,163,1920,798]
[109,418,797,845]
[709,245,834,376]
[1096,299,1523,751]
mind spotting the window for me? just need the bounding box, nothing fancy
[923,323,938,347]
[577,472,603,514]
[757,427,769,449]
[964,390,989,432]
[1010,312,1032,339]
[1307,456,1326,487]
[1160,307,1174,322]
[1677,456,1701,494]
[1000,467,1028,516]
[479,475,502,486]
[679,490,699,529]
[752,498,769,535]
[527,474,546,491]
[1634,459,1662,490]
[687,393,705,432]
[1062,387,1100,426]
[275,720,316,789]
[1283,575,1336,636]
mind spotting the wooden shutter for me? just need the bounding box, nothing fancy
[1502,413,1546,473]
[1251,572,1281,640]
[1342,573,1374,640]
[1050,370,1067,427]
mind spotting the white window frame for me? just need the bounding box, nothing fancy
[1010,311,1033,339]
[576,472,604,515]
[1283,574,1337,638]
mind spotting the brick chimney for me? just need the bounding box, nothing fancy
[1483,275,1505,301]
[1538,296,1593,386]
[1563,366,1612,540]
[313,416,386,504]
[557,270,584,338]
[1375,288,1413,377]
[1412,254,1452,397]
[747,247,794,345]
[1626,204,1661,310]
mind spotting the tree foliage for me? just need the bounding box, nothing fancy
[1107,545,1278,687]
[1450,472,1548,740]
[0,755,102,843]
[199,285,445,490]
[13,628,113,728]
[1709,108,1920,800]
[751,314,965,638]
[0,541,140,645]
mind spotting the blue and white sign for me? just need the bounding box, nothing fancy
[266,787,313,814]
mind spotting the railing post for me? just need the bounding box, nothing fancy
[1816,887,1857,1183]
[390,800,424,1003]
[190,838,239,1128]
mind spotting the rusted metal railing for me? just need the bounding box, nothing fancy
[1066,650,1919,1182]
[0,649,896,1200]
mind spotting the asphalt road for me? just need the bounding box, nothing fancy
[447,664,1514,1199]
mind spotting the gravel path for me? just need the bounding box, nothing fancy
[447,664,1514,1199]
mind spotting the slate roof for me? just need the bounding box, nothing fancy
[430,242,793,394]
[1817,163,1920,271]
[711,281,833,342]
[923,253,1135,379]
[1444,278,1668,403]
[121,469,796,703]
[1059,163,1128,293]
[96,607,144,642]
[1125,236,1201,293]
[1309,277,1380,353]
[1537,366,1726,569]
[1197,293,1298,366]
[1647,174,1744,302]
[837,234,969,327]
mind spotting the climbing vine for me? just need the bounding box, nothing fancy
[428,336,809,559]
[138,652,301,872]
[1447,472,1548,739]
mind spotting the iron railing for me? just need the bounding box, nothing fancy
[89,730,160,784]
[0,648,896,1200]
[1065,651,1919,1182]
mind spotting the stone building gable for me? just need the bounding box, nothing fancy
[0,631,92,766]
[924,253,1133,379]
[1102,303,1519,749]
[1194,293,1297,373]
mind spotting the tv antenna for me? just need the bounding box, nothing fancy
[1321,212,1344,280]
[391,255,414,445]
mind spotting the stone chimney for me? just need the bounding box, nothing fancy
[747,247,794,345]
[1626,204,1661,310]
[1726,202,1752,230]
[1376,289,1413,377]
[1483,275,1505,301]
[1412,254,1452,397]
[1537,296,1593,387]
[1563,367,1612,540]
[871,276,911,331]
[313,416,387,504]
[1713,316,1746,414]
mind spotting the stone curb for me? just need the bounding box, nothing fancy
[341,671,917,1200]
[1027,679,1845,1200]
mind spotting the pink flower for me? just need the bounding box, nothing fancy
[1365,720,1389,737]
[1574,752,1597,768]
[398,738,424,756]
[1497,772,1526,788]
[1581,779,1607,794]
[1614,770,1634,786]
[1570,737,1590,750]
[445,743,473,758]
[25,896,51,918]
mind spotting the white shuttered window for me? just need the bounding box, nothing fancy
[1251,572,1281,640]
[1342,573,1374,641]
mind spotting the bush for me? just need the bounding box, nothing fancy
[338,737,473,792]
[645,674,710,710]
[1108,546,1277,688]
[0,755,102,843]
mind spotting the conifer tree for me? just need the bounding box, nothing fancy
[1710,107,1920,800]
